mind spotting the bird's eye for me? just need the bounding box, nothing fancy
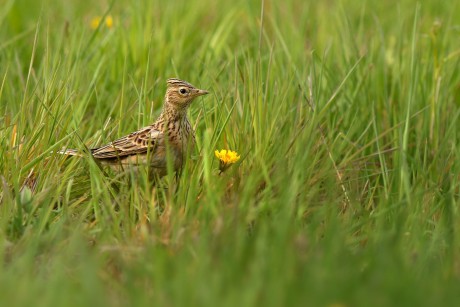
[179,88,188,95]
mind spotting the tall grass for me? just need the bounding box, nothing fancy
[1,0,460,306]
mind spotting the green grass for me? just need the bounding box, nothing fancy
[1,0,460,306]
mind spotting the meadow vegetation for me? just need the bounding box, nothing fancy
[1,0,460,306]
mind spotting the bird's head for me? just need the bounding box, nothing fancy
[165,78,209,110]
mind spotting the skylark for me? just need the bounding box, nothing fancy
[60,78,209,178]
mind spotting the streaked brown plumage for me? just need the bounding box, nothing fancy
[60,78,209,177]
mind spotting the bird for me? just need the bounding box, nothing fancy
[60,78,209,178]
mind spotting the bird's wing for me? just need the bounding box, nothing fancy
[91,126,163,159]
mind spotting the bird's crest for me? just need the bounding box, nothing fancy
[167,78,195,88]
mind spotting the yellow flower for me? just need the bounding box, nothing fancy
[90,15,114,30]
[90,17,101,30]
[215,149,240,173]
[105,16,114,28]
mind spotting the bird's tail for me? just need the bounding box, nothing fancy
[57,148,84,157]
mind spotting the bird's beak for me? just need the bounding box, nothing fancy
[195,89,209,96]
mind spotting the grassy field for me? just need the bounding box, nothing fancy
[1,0,460,306]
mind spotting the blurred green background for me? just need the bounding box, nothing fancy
[1,0,460,306]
